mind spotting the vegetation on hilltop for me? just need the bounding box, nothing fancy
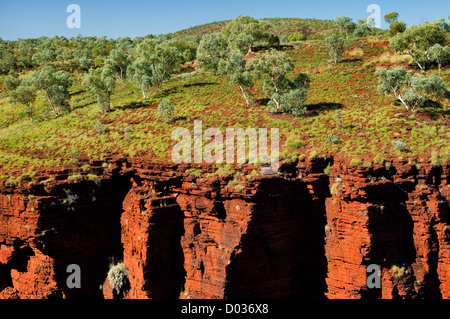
[0,14,449,183]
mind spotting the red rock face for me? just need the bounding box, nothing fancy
[114,168,329,299]
[119,180,184,299]
[178,194,253,299]
[0,169,131,299]
[324,161,450,299]
[0,158,449,299]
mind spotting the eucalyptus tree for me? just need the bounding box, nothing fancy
[196,33,228,71]
[221,16,269,54]
[324,34,346,64]
[250,49,310,115]
[9,83,38,122]
[29,65,73,116]
[82,64,116,112]
[389,22,446,70]
[219,53,255,107]
[375,66,448,112]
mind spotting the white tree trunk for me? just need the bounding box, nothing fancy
[393,89,410,112]
[239,85,250,107]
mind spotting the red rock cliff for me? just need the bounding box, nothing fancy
[325,160,449,299]
[0,158,449,299]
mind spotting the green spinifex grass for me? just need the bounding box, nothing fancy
[0,38,449,179]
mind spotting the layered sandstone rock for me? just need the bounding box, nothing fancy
[324,160,450,299]
[112,161,329,299]
[0,158,448,299]
[0,164,131,299]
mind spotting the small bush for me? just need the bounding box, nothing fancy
[333,110,342,128]
[392,140,408,152]
[68,174,83,183]
[323,164,332,176]
[327,135,340,145]
[330,183,339,195]
[94,120,105,134]
[234,184,246,193]
[123,126,135,140]
[157,99,175,123]
[309,150,319,159]
[107,262,129,294]
[350,158,363,166]
[41,177,55,185]
[70,149,80,160]
[289,32,306,42]
[214,164,236,177]
[185,168,203,177]
[282,152,299,164]
[62,189,78,206]
[5,177,21,187]
[87,174,101,186]
[285,138,306,149]
[430,152,441,166]
[81,164,91,172]
[391,265,409,279]
[373,155,385,165]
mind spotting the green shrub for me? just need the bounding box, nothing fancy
[70,149,80,160]
[267,34,280,47]
[157,99,175,123]
[289,32,306,42]
[87,174,101,186]
[285,138,306,149]
[430,153,441,166]
[323,164,332,176]
[94,120,105,134]
[373,155,385,165]
[392,140,408,152]
[68,174,83,182]
[107,262,129,294]
[350,158,363,166]
[214,164,236,177]
[81,164,91,172]
[5,177,21,187]
[327,135,340,145]
[62,189,78,206]
[123,126,135,140]
[41,177,55,185]
[185,168,203,177]
[330,183,339,195]
[391,265,409,279]
[309,150,319,159]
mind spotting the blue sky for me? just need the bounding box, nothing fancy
[0,0,449,40]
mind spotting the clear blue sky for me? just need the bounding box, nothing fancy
[0,0,449,40]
